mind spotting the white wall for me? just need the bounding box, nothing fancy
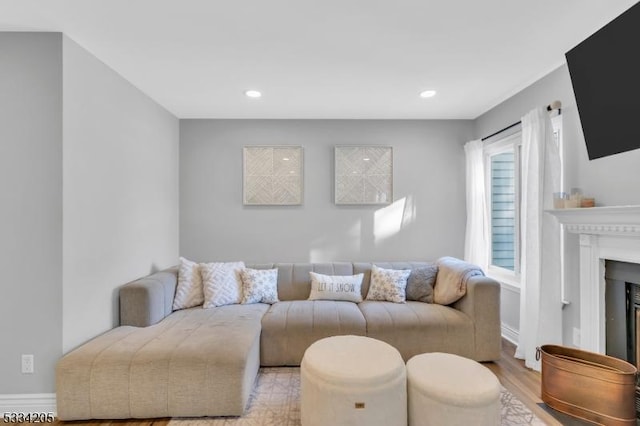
[180,119,473,263]
[62,37,180,352]
[474,63,640,345]
[0,33,63,394]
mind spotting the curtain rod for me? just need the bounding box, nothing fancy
[481,100,562,141]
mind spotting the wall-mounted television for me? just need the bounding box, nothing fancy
[565,2,640,160]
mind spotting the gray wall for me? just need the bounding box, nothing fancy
[0,32,179,395]
[180,120,473,263]
[474,63,640,345]
[0,33,63,393]
[476,63,640,206]
[62,36,180,352]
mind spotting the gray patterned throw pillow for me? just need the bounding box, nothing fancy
[406,264,438,303]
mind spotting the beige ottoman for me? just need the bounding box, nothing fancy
[301,335,406,426]
[407,352,501,426]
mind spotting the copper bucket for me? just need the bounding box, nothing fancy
[539,344,637,425]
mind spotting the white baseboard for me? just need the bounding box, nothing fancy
[501,323,519,346]
[0,394,56,415]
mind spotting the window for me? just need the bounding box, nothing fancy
[490,151,516,271]
[485,133,521,282]
[483,114,563,286]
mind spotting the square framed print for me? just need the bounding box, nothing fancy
[334,145,393,205]
[243,145,303,205]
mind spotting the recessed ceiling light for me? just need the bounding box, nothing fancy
[282,157,290,161]
[419,90,437,98]
[363,158,370,161]
[245,90,262,98]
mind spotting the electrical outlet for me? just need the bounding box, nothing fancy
[21,354,34,374]
[572,328,581,347]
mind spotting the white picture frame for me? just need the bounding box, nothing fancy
[243,145,303,205]
[334,145,393,205]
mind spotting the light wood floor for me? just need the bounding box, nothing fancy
[48,338,560,426]
[487,338,563,425]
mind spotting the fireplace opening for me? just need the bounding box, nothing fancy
[605,260,640,418]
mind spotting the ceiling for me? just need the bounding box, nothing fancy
[0,0,637,119]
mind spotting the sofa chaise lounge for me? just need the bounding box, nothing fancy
[56,260,501,420]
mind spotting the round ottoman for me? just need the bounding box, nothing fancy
[300,335,406,426]
[406,352,501,426]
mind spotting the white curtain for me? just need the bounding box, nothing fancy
[515,107,563,371]
[463,140,488,271]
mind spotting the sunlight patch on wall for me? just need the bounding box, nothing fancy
[402,195,416,228]
[374,196,415,244]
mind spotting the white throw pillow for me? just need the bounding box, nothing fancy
[201,261,246,308]
[308,272,364,303]
[173,257,204,310]
[240,268,279,304]
[365,265,411,303]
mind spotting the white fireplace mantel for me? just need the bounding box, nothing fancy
[547,205,640,353]
[548,205,640,235]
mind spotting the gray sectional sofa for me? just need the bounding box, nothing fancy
[56,261,501,420]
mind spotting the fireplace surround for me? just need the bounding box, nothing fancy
[548,205,640,354]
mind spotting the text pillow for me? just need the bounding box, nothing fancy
[308,272,364,303]
[240,268,279,304]
[365,265,411,303]
[201,261,245,308]
[406,264,438,303]
[173,257,204,310]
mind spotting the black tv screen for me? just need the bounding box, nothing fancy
[565,2,640,160]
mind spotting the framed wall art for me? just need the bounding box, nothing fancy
[334,145,393,205]
[243,145,303,205]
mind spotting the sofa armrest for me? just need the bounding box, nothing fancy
[452,275,501,361]
[119,266,178,327]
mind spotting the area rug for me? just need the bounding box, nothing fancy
[169,367,544,426]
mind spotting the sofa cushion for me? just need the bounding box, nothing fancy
[353,262,433,299]
[260,300,367,366]
[358,300,475,361]
[56,304,269,420]
[366,265,411,303]
[406,264,438,303]
[201,261,245,308]
[247,263,354,301]
[240,268,279,304]
[173,257,203,310]
[308,272,364,303]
